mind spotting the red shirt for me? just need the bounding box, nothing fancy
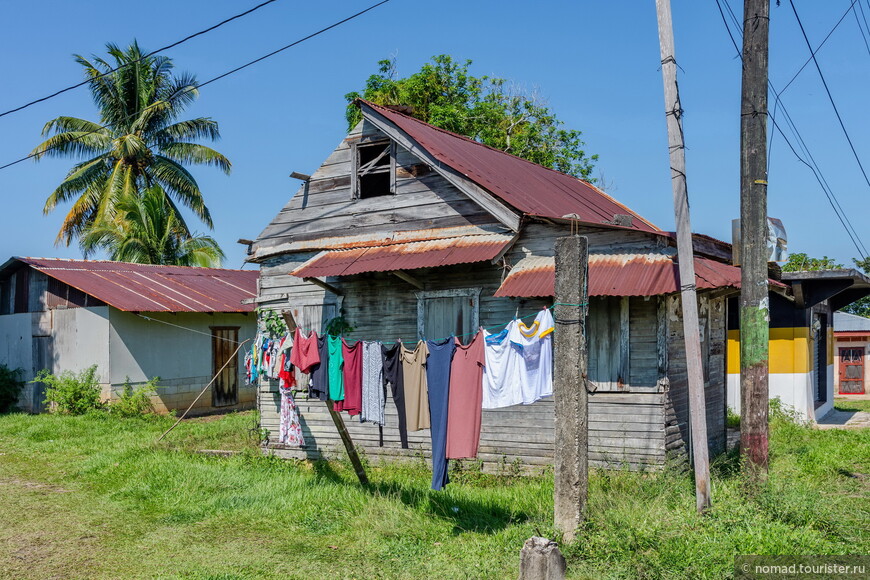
[336,338,363,416]
[290,328,320,374]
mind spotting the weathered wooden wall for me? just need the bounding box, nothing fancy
[664,293,728,458]
[253,120,503,256]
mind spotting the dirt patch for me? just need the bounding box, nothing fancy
[0,477,73,493]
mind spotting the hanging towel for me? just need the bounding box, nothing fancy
[426,337,456,491]
[447,331,486,459]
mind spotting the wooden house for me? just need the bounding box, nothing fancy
[247,100,751,471]
[0,257,258,415]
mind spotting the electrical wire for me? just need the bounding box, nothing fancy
[853,0,870,57]
[788,0,870,208]
[0,0,391,172]
[713,0,869,258]
[0,0,281,120]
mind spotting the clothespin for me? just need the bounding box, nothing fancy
[515,306,519,319]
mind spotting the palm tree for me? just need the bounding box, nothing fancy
[80,185,225,267]
[31,41,230,247]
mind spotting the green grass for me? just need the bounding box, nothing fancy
[0,410,867,579]
[835,397,870,413]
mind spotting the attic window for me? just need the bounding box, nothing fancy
[353,140,395,199]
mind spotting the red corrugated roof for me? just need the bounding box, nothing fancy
[362,101,660,232]
[493,254,748,297]
[291,234,514,278]
[16,258,258,312]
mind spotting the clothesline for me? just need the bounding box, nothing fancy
[282,302,589,345]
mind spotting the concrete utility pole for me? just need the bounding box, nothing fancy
[553,234,589,542]
[739,0,771,478]
[655,0,712,512]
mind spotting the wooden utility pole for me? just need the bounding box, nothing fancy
[655,0,712,512]
[739,0,771,478]
[553,234,589,542]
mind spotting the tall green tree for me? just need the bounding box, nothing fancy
[80,185,224,267]
[31,41,230,248]
[345,55,598,179]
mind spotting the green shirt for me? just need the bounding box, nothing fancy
[327,335,344,401]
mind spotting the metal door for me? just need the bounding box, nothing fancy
[839,347,865,394]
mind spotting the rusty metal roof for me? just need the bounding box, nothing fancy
[362,101,660,233]
[493,253,748,298]
[15,257,258,312]
[291,233,515,278]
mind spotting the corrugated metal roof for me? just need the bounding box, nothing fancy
[16,257,258,313]
[834,311,870,332]
[493,253,747,297]
[362,100,660,232]
[291,234,515,278]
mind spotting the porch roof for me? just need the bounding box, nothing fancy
[493,253,753,298]
[290,232,515,278]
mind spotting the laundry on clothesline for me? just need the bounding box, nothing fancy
[246,307,557,490]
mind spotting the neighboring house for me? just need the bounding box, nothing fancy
[833,310,870,396]
[0,257,258,415]
[246,100,755,471]
[725,270,870,421]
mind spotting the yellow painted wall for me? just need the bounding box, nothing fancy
[727,328,811,374]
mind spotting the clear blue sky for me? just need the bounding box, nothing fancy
[1,0,868,269]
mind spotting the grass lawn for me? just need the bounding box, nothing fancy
[835,397,870,413]
[0,410,867,579]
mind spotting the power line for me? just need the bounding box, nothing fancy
[0,0,391,172]
[853,1,870,57]
[788,0,870,209]
[0,0,281,121]
[713,0,869,258]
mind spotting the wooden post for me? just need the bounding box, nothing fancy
[655,0,712,511]
[280,310,369,485]
[518,537,567,580]
[739,0,771,479]
[553,234,588,542]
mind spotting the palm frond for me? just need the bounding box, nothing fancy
[160,142,231,174]
[149,155,212,228]
[31,130,111,160]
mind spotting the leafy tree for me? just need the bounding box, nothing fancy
[345,55,598,179]
[843,257,870,317]
[781,253,843,272]
[31,41,230,248]
[80,185,225,267]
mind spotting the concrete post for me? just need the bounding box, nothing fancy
[553,235,589,543]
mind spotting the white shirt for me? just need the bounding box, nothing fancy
[508,309,555,404]
[482,324,524,409]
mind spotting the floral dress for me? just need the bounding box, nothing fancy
[278,384,305,447]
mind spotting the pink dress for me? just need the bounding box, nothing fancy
[446,331,485,459]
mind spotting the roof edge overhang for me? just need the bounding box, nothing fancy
[781,269,870,310]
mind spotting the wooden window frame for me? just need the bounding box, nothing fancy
[351,139,396,199]
[415,288,481,340]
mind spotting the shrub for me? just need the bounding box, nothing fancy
[0,364,24,412]
[37,365,103,415]
[726,407,740,428]
[108,377,158,417]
